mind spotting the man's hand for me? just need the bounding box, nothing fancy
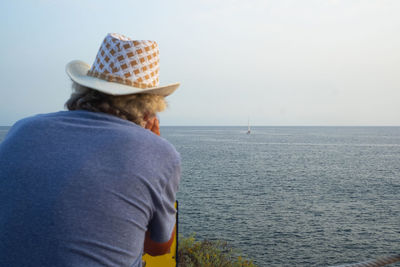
[143,226,176,256]
[144,117,160,136]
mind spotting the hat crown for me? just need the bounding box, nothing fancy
[87,33,160,88]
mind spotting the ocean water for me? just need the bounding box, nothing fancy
[1,126,399,266]
[161,126,400,267]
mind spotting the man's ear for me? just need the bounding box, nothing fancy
[143,112,150,122]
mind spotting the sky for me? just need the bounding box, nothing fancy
[0,0,399,126]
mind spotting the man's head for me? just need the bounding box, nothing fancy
[65,82,167,127]
[64,33,181,127]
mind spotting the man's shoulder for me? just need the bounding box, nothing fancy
[9,110,180,163]
[127,128,181,165]
[6,112,57,134]
[13,110,138,132]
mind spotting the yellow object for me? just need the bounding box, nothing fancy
[142,202,178,267]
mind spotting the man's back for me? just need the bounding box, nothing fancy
[0,110,180,266]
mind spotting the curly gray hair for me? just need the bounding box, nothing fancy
[65,82,167,126]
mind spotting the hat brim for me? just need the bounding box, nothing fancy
[66,60,180,97]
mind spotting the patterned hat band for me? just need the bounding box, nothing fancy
[87,33,161,89]
[87,69,158,89]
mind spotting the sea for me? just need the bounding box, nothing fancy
[1,126,400,267]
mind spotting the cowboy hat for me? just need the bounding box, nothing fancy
[66,33,180,96]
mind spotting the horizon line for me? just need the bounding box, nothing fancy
[161,125,400,127]
[1,125,400,127]
[1,124,400,127]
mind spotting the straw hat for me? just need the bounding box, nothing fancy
[66,33,180,96]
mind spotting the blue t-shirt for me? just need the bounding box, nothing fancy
[0,110,181,267]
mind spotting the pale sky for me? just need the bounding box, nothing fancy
[0,0,399,126]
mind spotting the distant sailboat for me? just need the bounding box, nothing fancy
[247,118,251,134]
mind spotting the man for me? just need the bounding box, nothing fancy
[0,33,181,266]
